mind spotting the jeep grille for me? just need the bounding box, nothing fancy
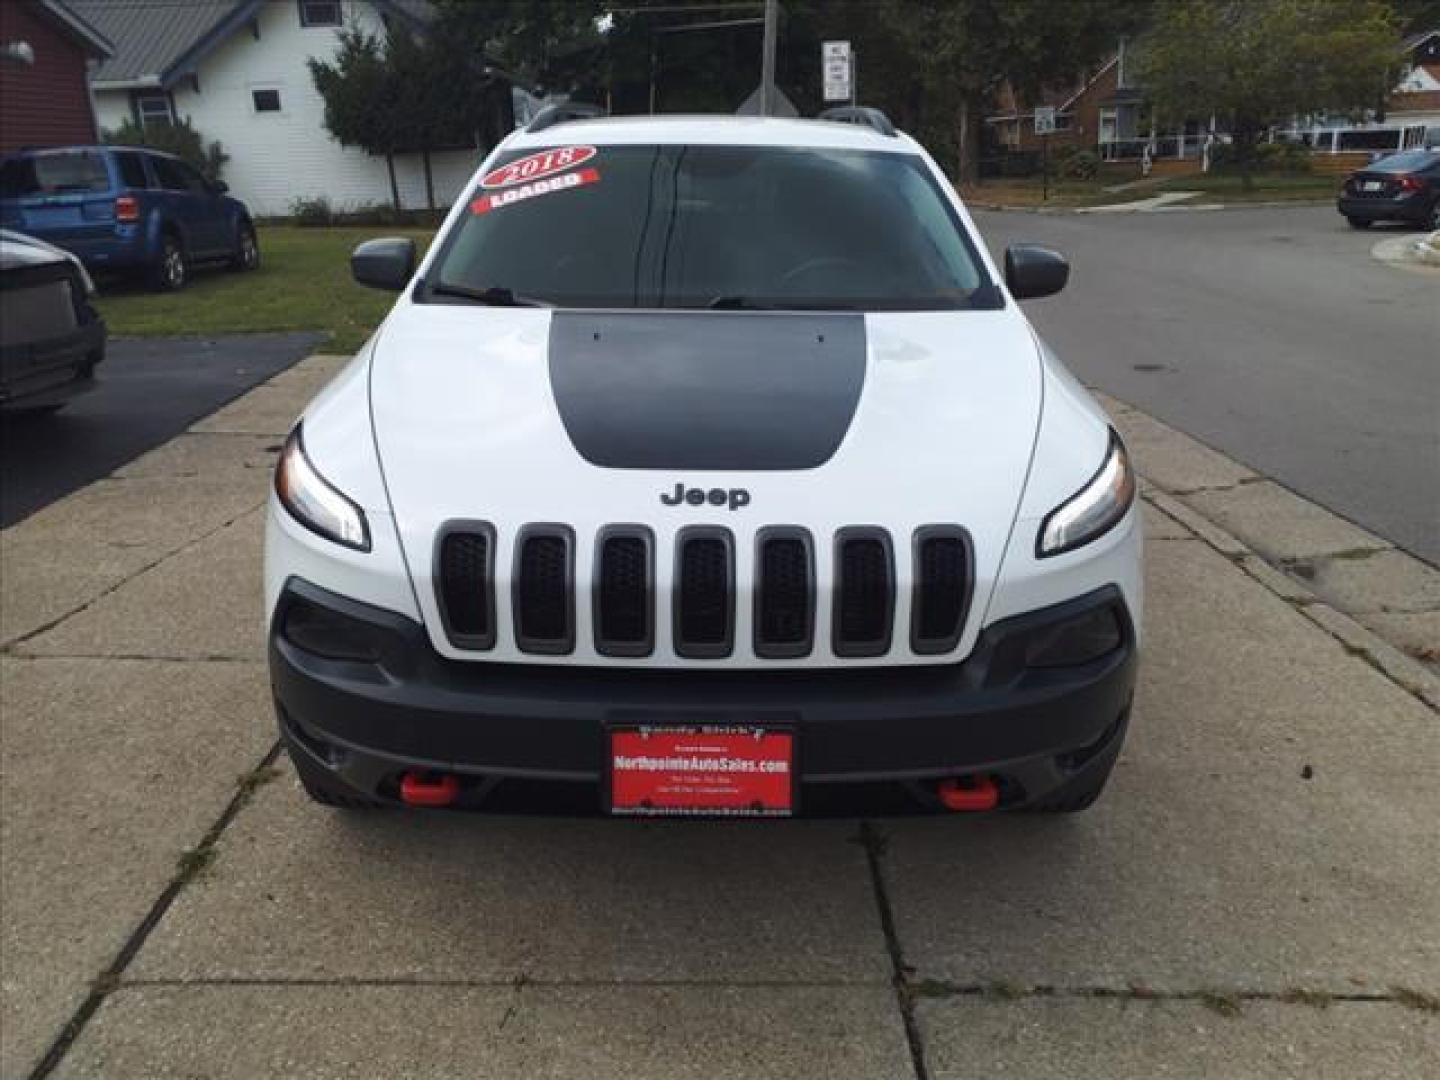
[434,524,973,663]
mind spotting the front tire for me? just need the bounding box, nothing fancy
[228,222,260,271]
[1345,216,1372,230]
[150,234,187,291]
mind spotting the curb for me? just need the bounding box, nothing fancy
[1140,458,1439,715]
[1371,233,1440,274]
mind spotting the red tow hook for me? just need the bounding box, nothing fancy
[937,775,999,812]
[400,771,461,807]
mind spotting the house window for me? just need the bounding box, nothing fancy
[298,0,342,27]
[134,91,173,130]
[252,88,282,113]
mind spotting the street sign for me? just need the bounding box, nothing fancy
[822,40,851,102]
[1035,106,1057,135]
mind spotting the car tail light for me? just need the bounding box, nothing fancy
[115,196,140,222]
[1397,175,1423,193]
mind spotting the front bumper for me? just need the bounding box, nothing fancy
[0,315,105,410]
[271,577,1137,814]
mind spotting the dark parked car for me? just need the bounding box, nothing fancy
[0,230,105,413]
[0,146,259,290]
[1337,149,1440,230]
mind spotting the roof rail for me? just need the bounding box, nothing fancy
[817,106,896,138]
[526,102,606,134]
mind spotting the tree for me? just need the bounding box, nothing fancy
[103,115,229,183]
[1391,0,1440,34]
[430,0,605,93]
[309,27,405,208]
[1133,0,1402,188]
[778,0,1150,182]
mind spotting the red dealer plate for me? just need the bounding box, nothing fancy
[608,726,795,817]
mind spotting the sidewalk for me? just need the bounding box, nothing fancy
[2,355,1436,1079]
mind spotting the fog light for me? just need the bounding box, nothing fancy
[282,599,383,662]
[1025,606,1123,668]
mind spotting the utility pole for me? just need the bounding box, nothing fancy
[761,0,778,115]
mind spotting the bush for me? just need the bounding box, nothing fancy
[289,196,335,227]
[285,199,447,228]
[102,115,229,183]
[1058,149,1100,179]
[1254,141,1312,175]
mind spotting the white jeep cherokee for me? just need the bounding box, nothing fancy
[265,108,1141,817]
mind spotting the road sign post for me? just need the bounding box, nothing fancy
[1034,107,1057,202]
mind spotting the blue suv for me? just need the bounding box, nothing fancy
[0,146,258,291]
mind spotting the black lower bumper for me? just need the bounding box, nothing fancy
[0,315,105,411]
[1336,195,1434,224]
[270,578,1137,814]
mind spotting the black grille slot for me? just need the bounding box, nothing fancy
[436,525,494,649]
[595,528,653,656]
[513,526,574,654]
[755,529,814,658]
[833,528,894,657]
[674,528,734,658]
[912,527,972,654]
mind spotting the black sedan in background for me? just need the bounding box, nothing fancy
[0,230,105,413]
[1337,149,1440,230]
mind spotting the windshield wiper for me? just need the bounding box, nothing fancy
[707,295,774,310]
[706,295,862,311]
[428,283,549,307]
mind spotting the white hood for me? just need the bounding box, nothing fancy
[369,300,1044,667]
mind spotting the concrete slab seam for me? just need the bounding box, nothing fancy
[0,498,266,653]
[24,743,283,1080]
[902,980,1440,1018]
[856,822,932,1080]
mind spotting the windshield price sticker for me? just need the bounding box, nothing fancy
[470,167,600,215]
[480,146,597,189]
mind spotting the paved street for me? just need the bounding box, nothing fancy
[0,333,321,528]
[1,355,1436,1079]
[975,206,1440,563]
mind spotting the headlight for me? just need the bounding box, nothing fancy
[275,425,370,551]
[1036,430,1135,557]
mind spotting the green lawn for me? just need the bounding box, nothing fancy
[1146,173,1341,202]
[94,225,435,353]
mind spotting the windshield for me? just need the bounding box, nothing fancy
[422,144,998,310]
[0,152,110,197]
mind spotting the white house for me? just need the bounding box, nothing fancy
[70,0,497,215]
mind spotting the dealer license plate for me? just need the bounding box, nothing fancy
[608,726,795,817]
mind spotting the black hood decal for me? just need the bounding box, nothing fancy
[549,311,866,470]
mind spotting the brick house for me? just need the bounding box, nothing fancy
[0,0,112,154]
[986,55,1121,156]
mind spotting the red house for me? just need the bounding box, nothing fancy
[0,0,112,155]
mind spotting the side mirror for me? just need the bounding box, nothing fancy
[351,237,416,291]
[1004,244,1069,300]
[211,180,229,194]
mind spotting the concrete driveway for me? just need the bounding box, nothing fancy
[1,356,1436,1079]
